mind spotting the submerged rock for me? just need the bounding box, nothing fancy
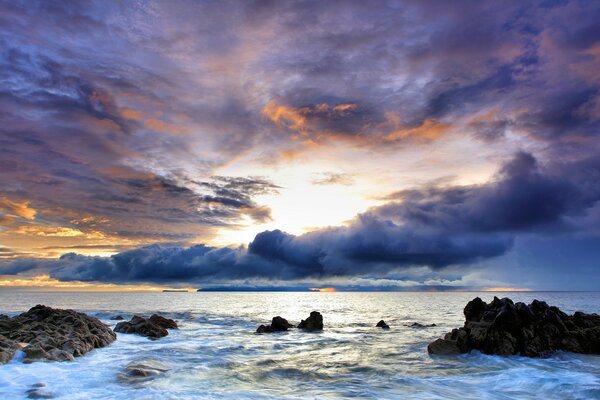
[114,315,177,339]
[256,316,293,333]
[118,360,169,384]
[428,297,600,357]
[376,320,390,329]
[26,383,53,399]
[110,315,124,321]
[0,305,116,364]
[406,322,436,328]
[298,311,323,331]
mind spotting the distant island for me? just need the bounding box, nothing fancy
[162,289,189,293]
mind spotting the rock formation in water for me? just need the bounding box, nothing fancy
[298,311,323,331]
[114,314,178,339]
[26,383,53,399]
[428,297,600,357]
[256,316,293,333]
[376,320,390,329]
[118,359,169,384]
[406,322,436,328]
[0,305,116,364]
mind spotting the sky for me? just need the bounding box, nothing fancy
[0,0,599,291]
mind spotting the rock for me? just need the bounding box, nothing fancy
[110,316,124,320]
[298,311,323,331]
[406,322,436,328]
[256,316,292,333]
[0,334,18,364]
[256,324,272,333]
[0,305,116,364]
[26,388,53,399]
[118,360,169,384]
[376,320,390,329]
[148,314,178,330]
[427,338,462,355]
[114,315,177,339]
[271,316,293,331]
[428,297,600,357]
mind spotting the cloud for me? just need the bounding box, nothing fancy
[3,151,598,286]
[310,172,355,186]
[0,197,37,220]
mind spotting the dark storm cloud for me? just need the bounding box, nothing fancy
[3,151,599,284]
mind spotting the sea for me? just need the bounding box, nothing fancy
[0,291,599,399]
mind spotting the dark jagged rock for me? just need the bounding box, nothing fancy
[256,316,293,333]
[110,315,124,320]
[148,314,178,330]
[406,322,436,328]
[428,297,600,357]
[118,360,169,384]
[114,315,177,339]
[376,320,390,329]
[0,305,116,364]
[298,311,323,331]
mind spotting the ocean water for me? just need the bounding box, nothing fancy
[0,291,599,399]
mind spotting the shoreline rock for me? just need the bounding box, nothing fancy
[428,297,600,357]
[256,316,293,333]
[376,320,390,329]
[0,305,116,364]
[406,322,436,328]
[114,314,178,339]
[298,311,323,331]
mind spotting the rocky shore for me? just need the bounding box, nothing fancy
[428,297,600,357]
[257,311,324,333]
[0,305,116,364]
[114,314,178,339]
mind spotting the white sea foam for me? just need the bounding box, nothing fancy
[0,292,599,399]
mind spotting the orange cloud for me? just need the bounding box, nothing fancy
[13,225,106,239]
[0,197,37,220]
[261,100,307,132]
[120,108,186,135]
[0,274,196,292]
[383,113,451,142]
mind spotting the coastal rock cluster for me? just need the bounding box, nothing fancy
[114,314,178,339]
[376,320,390,329]
[428,297,600,357]
[0,305,116,364]
[257,311,323,333]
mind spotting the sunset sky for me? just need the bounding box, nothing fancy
[1,0,599,291]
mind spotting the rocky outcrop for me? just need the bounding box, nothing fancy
[298,311,323,331]
[256,316,293,333]
[114,314,177,339]
[110,315,124,320]
[376,320,390,329]
[148,314,178,330]
[428,297,600,357]
[0,305,116,364]
[406,322,436,328]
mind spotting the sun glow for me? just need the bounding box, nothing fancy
[309,287,337,292]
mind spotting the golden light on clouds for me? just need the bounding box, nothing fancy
[13,225,106,239]
[309,287,337,292]
[482,287,533,292]
[0,274,196,292]
[0,197,37,220]
[383,114,451,142]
